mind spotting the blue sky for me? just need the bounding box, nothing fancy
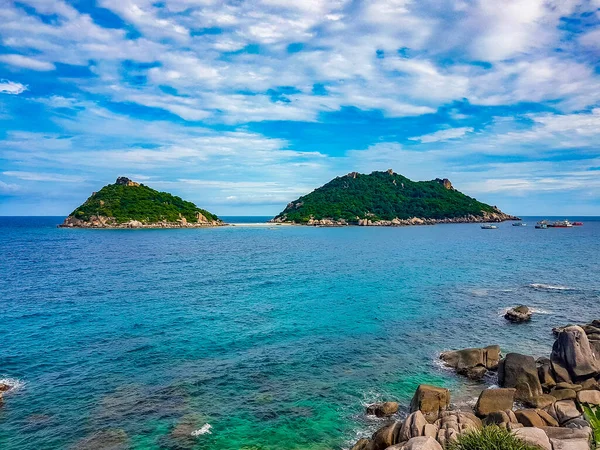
[1,0,599,216]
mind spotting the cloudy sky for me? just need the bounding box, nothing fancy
[1,0,599,216]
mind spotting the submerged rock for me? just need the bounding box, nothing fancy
[504,305,532,322]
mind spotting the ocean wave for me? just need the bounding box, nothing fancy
[191,424,212,437]
[0,377,25,393]
[529,283,572,291]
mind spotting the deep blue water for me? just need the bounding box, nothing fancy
[1,216,599,450]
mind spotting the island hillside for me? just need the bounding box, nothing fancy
[60,177,223,228]
[272,170,518,226]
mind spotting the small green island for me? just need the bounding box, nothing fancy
[273,169,519,226]
[60,177,223,228]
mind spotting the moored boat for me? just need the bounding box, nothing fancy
[481,224,498,229]
[548,219,573,228]
[572,221,583,226]
[512,222,527,227]
[535,220,548,229]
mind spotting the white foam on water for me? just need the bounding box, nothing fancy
[0,378,25,393]
[530,307,552,314]
[529,283,571,291]
[469,288,489,297]
[191,424,212,437]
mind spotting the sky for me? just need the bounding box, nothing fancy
[1,0,599,217]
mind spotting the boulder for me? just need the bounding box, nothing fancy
[551,400,582,425]
[410,385,450,423]
[0,383,10,392]
[351,438,371,450]
[498,353,543,404]
[543,427,592,450]
[551,326,600,382]
[537,357,557,390]
[529,394,557,409]
[399,436,443,450]
[398,411,428,442]
[474,388,516,417]
[555,382,583,392]
[367,402,400,417]
[551,389,577,401]
[505,305,532,323]
[483,410,513,428]
[536,409,559,427]
[370,422,403,450]
[513,427,552,450]
[435,411,481,447]
[439,346,500,369]
[579,378,600,391]
[577,389,600,405]
[515,409,547,428]
[439,346,501,380]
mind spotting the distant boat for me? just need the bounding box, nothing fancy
[512,222,527,227]
[573,222,584,226]
[548,219,573,228]
[535,221,548,229]
[481,224,498,229]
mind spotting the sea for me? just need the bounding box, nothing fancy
[1,216,599,450]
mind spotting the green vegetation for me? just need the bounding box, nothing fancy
[274,171,499,223]
[582,404,600,449]
[446,426,543,450]
[69,178,219,224]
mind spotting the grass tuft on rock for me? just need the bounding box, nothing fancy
[446,426,543,450]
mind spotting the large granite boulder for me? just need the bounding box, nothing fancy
[513,427,552,450]
[545,399,582,425]
[439,346,500,380]
[474,388,516,417]
[398,411,428,442]
[577,389,600,405]
[514,409,557,427]
[350,438,371,450]
[498,353,543,404]
[435,411,481,447]
[505,305,532,323]
[369,422,403,450]
[542,427,591,450]
[367,402,399,417]
[398,436,443,450]
[551,326,600,383]
[410,385,450,423]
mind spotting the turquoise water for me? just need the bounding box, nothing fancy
[1,217,599,449]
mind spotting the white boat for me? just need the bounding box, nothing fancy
[548,219,573,228]
[481,224,498,229]
[512,222,527,227]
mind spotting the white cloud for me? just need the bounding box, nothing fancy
[0,54,55,71]
[2,171,85,182]
[0,79,27,95]
[409,127,474,143]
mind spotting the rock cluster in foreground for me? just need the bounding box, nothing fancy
[352,322,600,450]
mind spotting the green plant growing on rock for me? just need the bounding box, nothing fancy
[582,404,600,449]
[445,426,543,450]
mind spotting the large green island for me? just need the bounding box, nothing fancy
[60,177,223,228]
[273,169,519,226]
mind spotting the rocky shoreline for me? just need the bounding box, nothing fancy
[352,321,600,450]
[272,209,520,227]
[58,214,225,229]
